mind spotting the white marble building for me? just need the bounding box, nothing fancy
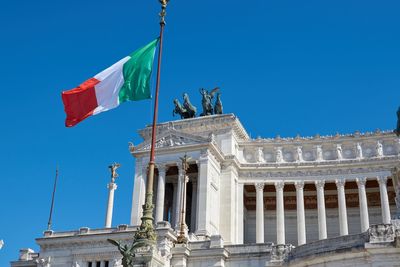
[12,114,400,267]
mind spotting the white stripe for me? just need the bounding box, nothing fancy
[93,56,130,115]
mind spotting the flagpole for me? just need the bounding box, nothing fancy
[134,0,169,243]
[47,165,59,230]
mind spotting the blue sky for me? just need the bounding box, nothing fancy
[1,0,400,265]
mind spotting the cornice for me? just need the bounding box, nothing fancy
[137,114,249,141]
[241,130,397,146]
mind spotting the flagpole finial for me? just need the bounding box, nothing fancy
[159,0,169,25]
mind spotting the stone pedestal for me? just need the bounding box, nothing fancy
[171,244,191,267]
[131,244,166,267]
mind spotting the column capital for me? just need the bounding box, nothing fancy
[377,176,388,185]
[255,183,265,191]
[356,177,367,187]
[107,183,117,190]
[295,181,305,190]
[156,164,168,175]
[335,178,346,188]
[315,180,325,189]
[275,181,285,190]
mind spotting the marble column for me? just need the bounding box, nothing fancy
[356,177,369,232]
[377,176,391,224]
[130,164,147,226]
[295,181,306,245]
[275,181,285,245]
[100,261,105,267]
[255,183,265,243]
[190,181,197,233]
[105,182,117,228]
[335,179,348,236]
[171,182,178,227]
[315,180,327,239]
[175,166,184,230]
[155,165,167,223]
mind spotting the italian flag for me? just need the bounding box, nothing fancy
[62,38,159,127]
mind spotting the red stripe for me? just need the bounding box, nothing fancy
[61,78,100,127]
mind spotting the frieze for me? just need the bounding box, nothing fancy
[240,139,399,165]
[238,165,393,181]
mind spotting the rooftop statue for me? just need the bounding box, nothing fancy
[396,107,400,137]
[183,93,197,118]
[173,99,190,119]
[214,93,223,115]
[200,87,219,116]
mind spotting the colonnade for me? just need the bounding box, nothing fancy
[253,176,391,245]
[154,164,198,231]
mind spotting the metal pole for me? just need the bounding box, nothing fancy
[47,166,59,230]
[134,0,169,243]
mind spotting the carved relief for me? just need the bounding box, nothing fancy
[271,244,293,262]
[369,224,395,243]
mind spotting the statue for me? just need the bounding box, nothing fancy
[173,99,191,119]
[296,146,303,162]
[336,144,343,160]
[276,147,284,163]
[376,141,384,158]
[316,145,323,161]
[107,239,135,267]
[356,142,363,159]
[256,147,265,163]
[109,163,121,183]
[396,107,400,137]
[182,93,196,118]
[199,87,219,116]
[214,93,223,115]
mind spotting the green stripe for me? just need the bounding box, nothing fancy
[118,38,159,103]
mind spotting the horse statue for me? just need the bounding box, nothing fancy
[183,93,196,118]
[214,93,223,115]
[200,87,219,116]
[173,98,191,119]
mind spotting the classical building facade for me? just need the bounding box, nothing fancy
[12,114,400,267]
